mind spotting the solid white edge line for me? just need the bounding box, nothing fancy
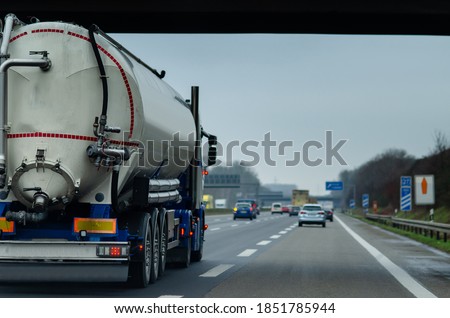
[199,264,235,277]
[335,215,436,298]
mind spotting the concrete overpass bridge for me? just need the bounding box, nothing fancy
[1,1,450,35]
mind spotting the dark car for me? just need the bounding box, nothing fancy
[324,209,334,221]
[289,205,301,216]
[236,198,260,215]
[233,202,257,220]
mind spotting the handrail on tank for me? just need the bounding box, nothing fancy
[90,25,166,79]
[0,57,52,189]
[0,14,21,190]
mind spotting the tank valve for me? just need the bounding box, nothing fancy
[32,192,49,213]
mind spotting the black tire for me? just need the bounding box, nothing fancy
[191,239,203,262]
[181,238,191,268]
[322,222,326,228]
[298,222,302,227]
[158,217,168,276]
[191,212,204,262]
[127,213,152,288]
[149,221,160,283]
[330,218,334,222]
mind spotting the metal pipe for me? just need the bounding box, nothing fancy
[148,179,180,192]
[148,190,181,204]
[0,14,19,189]
[0,14,18,63]
[0,58,51,72]
[189,86,201,210]
[5,209,49,224]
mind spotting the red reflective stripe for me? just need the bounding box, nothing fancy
[31,29,64,34]
[7,132,139,147]
[9,32,28,43]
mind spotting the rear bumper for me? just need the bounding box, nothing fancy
[234,212,252,218]
[0,240,129,282]
[298,217,326,224]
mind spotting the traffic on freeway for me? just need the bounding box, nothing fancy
[0,12,450,305]
[0,210,448,298]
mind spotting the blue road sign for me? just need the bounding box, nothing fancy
[401,176,412,187]
[400,187,412,211]
[362,194,369,208]
[325,181,344,191]
[400,176,412,211]
[349,199,355,209]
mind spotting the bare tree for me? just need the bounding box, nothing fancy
[432,130,449,155]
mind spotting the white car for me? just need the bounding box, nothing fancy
[271,202,282,214]
[298,204,326,227]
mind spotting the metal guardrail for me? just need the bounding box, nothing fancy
[365,213,450,242]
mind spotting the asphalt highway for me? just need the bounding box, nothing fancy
[0,211,448,298]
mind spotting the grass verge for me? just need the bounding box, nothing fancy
[348,212,450,254]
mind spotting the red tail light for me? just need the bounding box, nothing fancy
[318,212,325,215]
[300,211,306,214]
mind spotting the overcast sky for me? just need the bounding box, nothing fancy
[112,33,450,195]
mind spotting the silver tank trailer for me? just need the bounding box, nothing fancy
[0,19,196,210]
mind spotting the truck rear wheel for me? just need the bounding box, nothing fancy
[191,239,203,262]
[181,238,191,268]
[149,221,160,283]
[158,217,168,276]
[128,213,152,288]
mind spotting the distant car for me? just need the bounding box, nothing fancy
[281,206,290,213]
[298,204,326,227]
[271,202,282,214]
[236,198,260,215]
[289,205,301,216]
[233,202,256,220]
[324,209,334,222]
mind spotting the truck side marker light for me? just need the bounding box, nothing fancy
[203,224,208,231]
[0,217,14,233]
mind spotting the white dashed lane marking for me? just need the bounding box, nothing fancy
[257,240,272,246]
[199,264,235,277]
[238,249,258,257]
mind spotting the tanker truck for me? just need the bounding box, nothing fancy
[0,14,217,287]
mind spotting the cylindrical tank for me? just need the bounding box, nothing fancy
[3,21,196,208]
